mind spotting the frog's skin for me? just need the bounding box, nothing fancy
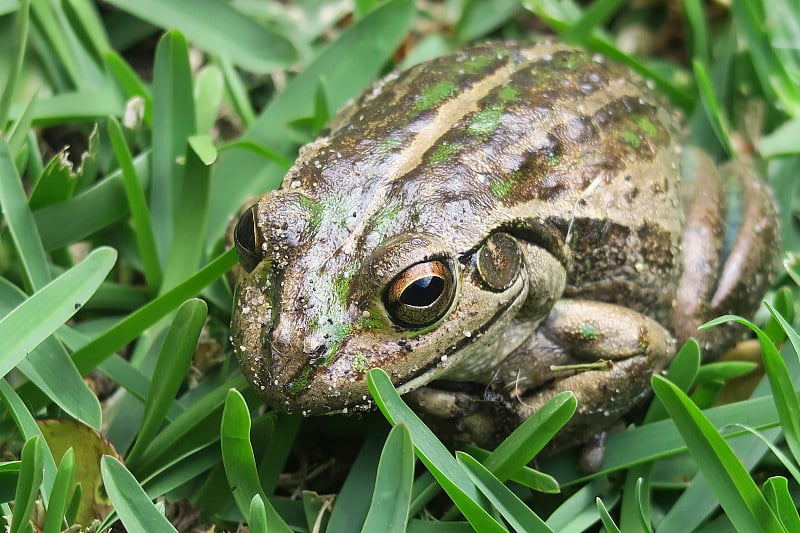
[230,41,778,450]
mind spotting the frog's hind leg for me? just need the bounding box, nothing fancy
[669,148,779,356]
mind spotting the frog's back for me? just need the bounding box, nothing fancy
[283,40,684,322]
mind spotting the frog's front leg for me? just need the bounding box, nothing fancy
[506,299,676,449]
[669,149,779,354]
[405,299,675,456]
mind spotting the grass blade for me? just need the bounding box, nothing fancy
[33,152,150,250]
[465,447,559,493]
[60,0,111,66]
[101,455,178,533]
[681,0,710,63]
[651,375,784,532]
[546,478,617,531]
[104,51,153,126]
[692,59,732,155]
[126,299,207,466]
[596,497,622,533]
[0,247,116,379]
[0,278,102,429]
[0,0,29,128]
[10,436,44,533]
[367,368,507,533]
[0,380,58,502]
[149,30,196,267]
[458,452,553,533]
[221,389,291,532]
[194,66,224,134]
[762,476,800,532]
[326,424,385,532]
[562,0,627,44]
[160,136,213,292]
[249,494,268,533]
[102,0,296,73]
[108,116,162,292]
[70,248,236,375]
[0,137,51,291]
[481,391,575,481]
[362,424,415,532]
[732,0,800,117]
[43,448,75,533]
[135,373,246,477]
[704,313,800,464]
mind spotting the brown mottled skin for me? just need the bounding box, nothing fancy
[231,41,779,450]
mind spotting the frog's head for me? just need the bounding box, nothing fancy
[230,185,547,415]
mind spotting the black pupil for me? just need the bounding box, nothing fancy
[400,276,444,307]
[235,207,257,253]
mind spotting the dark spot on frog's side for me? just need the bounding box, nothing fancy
[565,218,632,281]
[637,221,675,271]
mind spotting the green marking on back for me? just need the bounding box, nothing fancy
[498,85,520,102]
[455,53,493,75]
[430,141,462,164]
[413,80,457,112]
[491,176,515,198]
[379,137,403,153]
[636,116,658,136]
[467,104,503,140]
[623,129,642,149]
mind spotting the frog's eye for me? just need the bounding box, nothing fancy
[384,260,456,328]
[475,232,521,291]
[234,205,263,272]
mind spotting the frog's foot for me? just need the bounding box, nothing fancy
[670,149,779,355]
[508,299,675,450]
[406,300,676,454]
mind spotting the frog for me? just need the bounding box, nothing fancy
[229,40,779,455]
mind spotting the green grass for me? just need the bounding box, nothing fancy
[1,0,799,531]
